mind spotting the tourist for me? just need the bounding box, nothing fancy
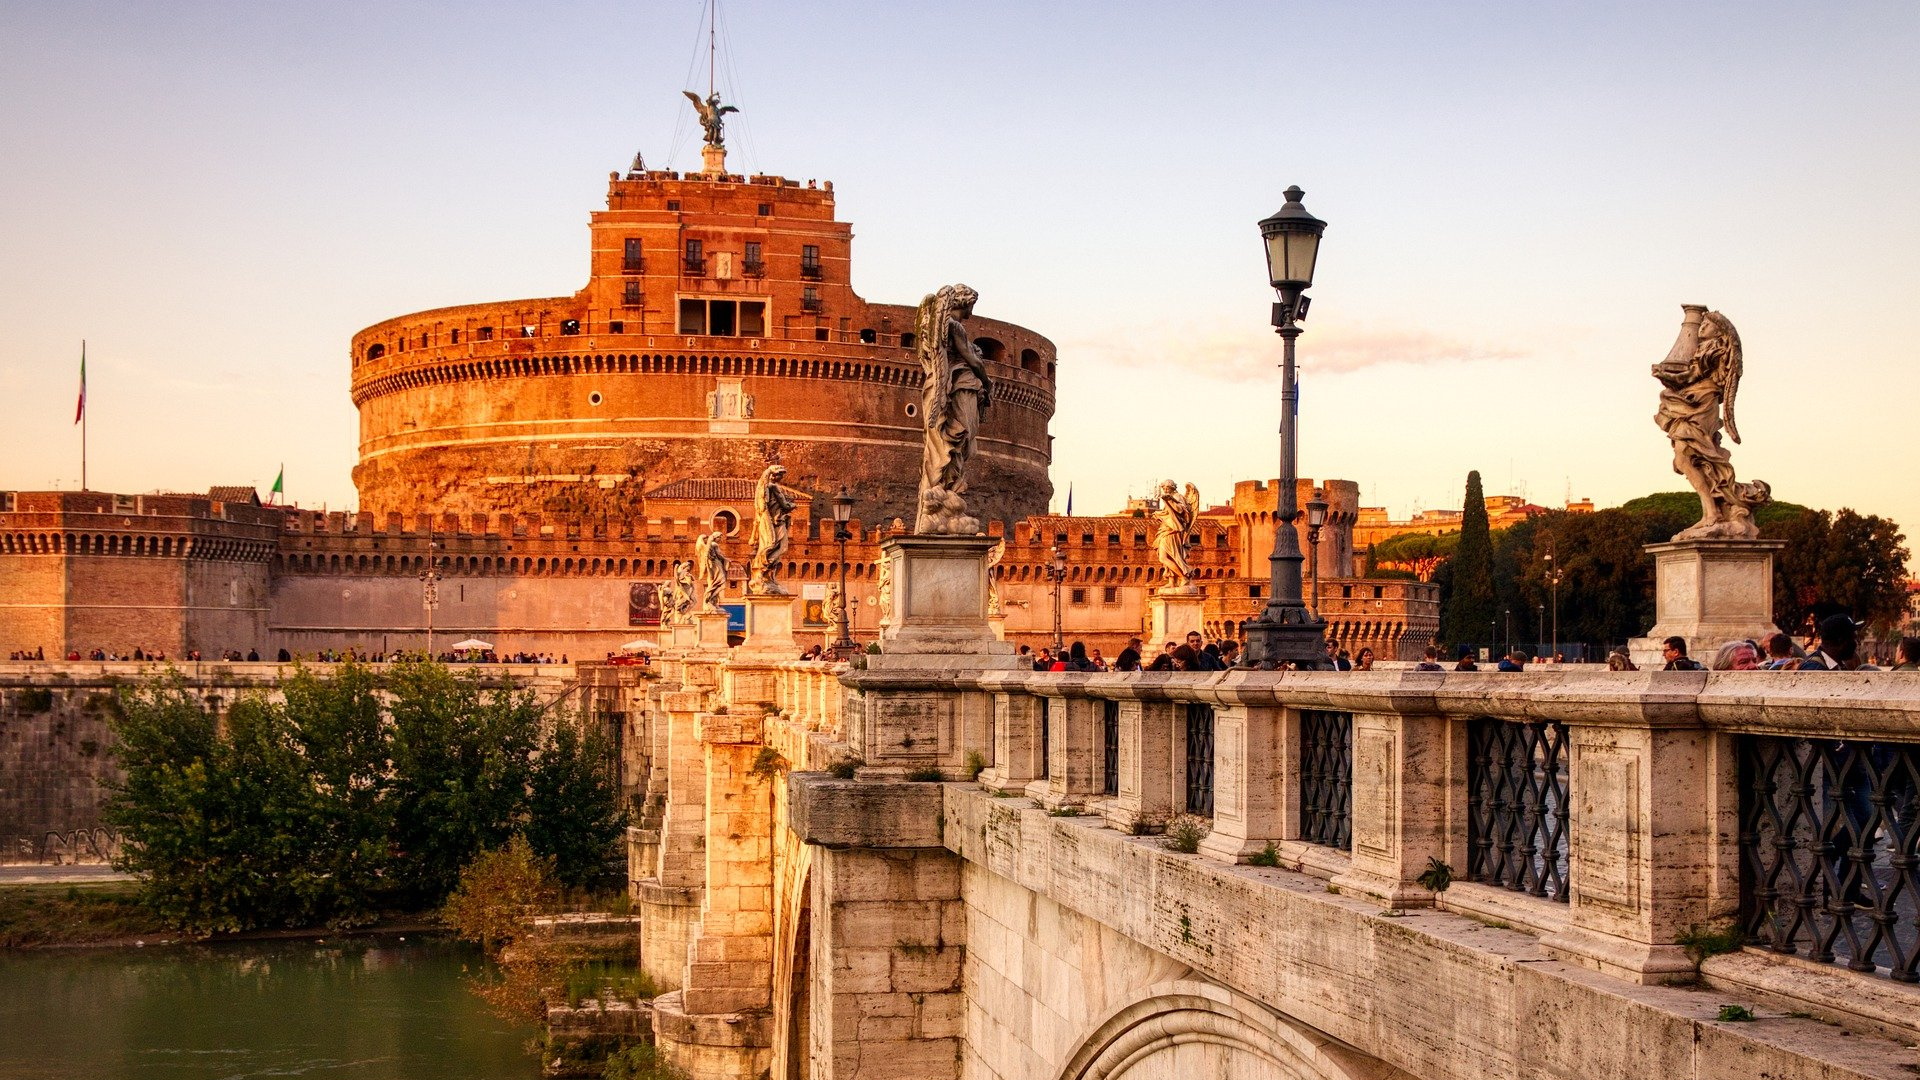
[1660,636,1704,671]
[1063,641,1095,672]
[1113,637,1142,672]
[1333,649,1354,672]
[1760,632,1802,670]
[1497,650,1528,672]
[1415,646,1444,672]
[1453,647,1478,672]
[1711,639,1762,671]
[1217,640,1240,667]
[1892,638,1920,671]
[1606,649,1637,671]
[247,648,259,662]
[1087,648,1108,671]
[1169,644,1200,671]
[1032,647,1054,672]
[1145,648,1175,672]
[1355,647,1375,671]
[1186,631,1223,671]
[1800,615,1869,671]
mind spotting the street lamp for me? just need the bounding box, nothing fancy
[420,533,442,659]
[1243,185,1330,669]
[830,487,856,656]
[1306,490,1329,619]
[1047,545,1068,653]
[1544,546,1566,661]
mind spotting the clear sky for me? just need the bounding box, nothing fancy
[3,1,1915,536]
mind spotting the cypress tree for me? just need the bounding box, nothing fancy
[1442,470,1498,646]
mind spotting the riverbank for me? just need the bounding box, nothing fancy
[0,881,448,950]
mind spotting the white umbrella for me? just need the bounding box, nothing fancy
[450,638,493,650]
[620,638,661,652]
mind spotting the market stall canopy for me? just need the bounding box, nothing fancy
[450,638,493,650]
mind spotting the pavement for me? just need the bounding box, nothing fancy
[0,865,132,885]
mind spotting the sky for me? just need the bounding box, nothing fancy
[3,1,1916,536]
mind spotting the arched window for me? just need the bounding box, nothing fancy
[973,337,1006,365]
[366,343,386,362]
[1020,348,1042,373]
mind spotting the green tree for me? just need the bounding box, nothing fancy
[278,663,392,924]
[1769,508,1910,636]
[1440,471,1498,645]
[386,662,540,905]
[526,718,627,888]
[105,674,225,931]
[1373,531,1458,582]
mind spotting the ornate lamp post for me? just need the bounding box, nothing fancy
[1306,490,1329,619]
[1047,545,1068,653]
[420,534,442,659]
[1243,186,1330,669]
[830,487,856,656]
[1544,545,1565,660]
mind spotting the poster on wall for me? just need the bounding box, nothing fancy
[628,582,662,627]
[801,583,828,627]
[722,603,746,634]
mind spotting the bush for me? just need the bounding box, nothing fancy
[826,757,861,780]
[963,749,987,780]
[905,766,944,783]
[1163,815,1208,854]
[604,1044,688,1080]
[1248,841,1281,867]
[526,719,627,889]
[441,835,559,953]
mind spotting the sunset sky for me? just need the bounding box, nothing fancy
[3,1,1915,536]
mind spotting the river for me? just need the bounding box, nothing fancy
[0,936,539,1079]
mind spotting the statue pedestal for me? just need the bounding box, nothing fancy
[1629,539,1785,668]
[700,143,727,175]
[669,620,697,650]
[987,613,1008,641]
[867,536,1022,670]
[739,594,797,657]
[693,611,730,651]
[1149,587,1206,647]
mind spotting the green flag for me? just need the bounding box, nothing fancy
[270,464,284,502]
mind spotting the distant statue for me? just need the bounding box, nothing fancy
[627,150,646,178]
[672,560,696,623]
[875,553,893,629]
[985,538,1005,617]
[824,584,845,641]
[694,529,728,613]
[1153,481,1200,588]
[660,573,683,628]
[683,90,739,148]
[915,284,990,534]
[748,464,795,595]
[1652,305,1770,541]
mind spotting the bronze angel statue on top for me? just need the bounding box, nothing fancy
[683,90,739,147]
[915,284,990,535]
[1652,305,1769,541]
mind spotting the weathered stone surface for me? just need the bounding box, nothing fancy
[788,774,944,849]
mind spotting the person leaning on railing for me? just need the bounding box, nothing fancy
[1895,637,1920,671]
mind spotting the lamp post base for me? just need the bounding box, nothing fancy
[1241,608,1331,670]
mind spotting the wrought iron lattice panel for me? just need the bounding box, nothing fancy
[1102,700,1120,796]
[1740,735,1920,982]
[1466,716,1570,901]
[1300,710,1353,850]
[1039,697,1051,780]
[1185,703,1215,816]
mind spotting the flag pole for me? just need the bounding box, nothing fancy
[79,341,88,492]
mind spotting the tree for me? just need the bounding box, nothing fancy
[1440,471,1498,645]
[1372,531,1459,582]
[526,717,627,888]
[1769,508,1910,637]
[386,661,541,906]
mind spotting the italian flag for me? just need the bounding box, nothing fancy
[74,342,85,424]
[270,464,284,504]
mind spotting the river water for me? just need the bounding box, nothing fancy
[0,937,538,1079]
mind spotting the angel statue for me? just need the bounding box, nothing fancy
[671,560,697,624]
[985,538,1006,617]
[1652,304,1770,541]
[683,90,738,148]
[748,463,795,595]
[694,528,728,614]
[914,284,990,535]
[824,584,846,641]
[660,572,683,628]
[875,553,893,629]
[1153,480,1200,589]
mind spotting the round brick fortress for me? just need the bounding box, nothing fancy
[350,166,1055,526]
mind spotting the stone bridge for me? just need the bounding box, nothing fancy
[622,647,1920,1079]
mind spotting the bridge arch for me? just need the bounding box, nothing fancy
[1057,979,1413,1080]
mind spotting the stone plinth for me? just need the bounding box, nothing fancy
[868,535,1021,670]
[670,619,697,650]
[986,612,1008,641]
[1629,539,1785,667]
[692,611,730,650]
[1148,586,1205,646]
[739,594,797,656]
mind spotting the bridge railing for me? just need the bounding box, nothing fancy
[837,664,1920,993]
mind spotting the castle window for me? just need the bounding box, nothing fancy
[1107,532,1120,545]
[974,337,1006,364]
[623,281,642,307]
[1216,532,1228,547]
[477,327,494,341]
[678,299,707,335]
[365,344,386,361]
[858,328,876,344]
[1342,585,1353,599]
[683,239,705,275]
[1080,531,1093,546]
[1102,586,1120,604]
[814,327,829,341]
[623,238,644,273]
[560,319,580,336]
[800,245,822,280]
[1069,587,1088,606]
[743,242,764,276]
[1250,584,1263,598]
[678,298,765,337]
[1373,585,1384,599]
[520,325,536,337]
[419,333,428,348]
[667,200,680,211]
[449,329,460,345]
[801,287,822,313]
[756,202,772,216]
[1021,347,1042,372]
[608,320,624,334]
[900,332,916,349]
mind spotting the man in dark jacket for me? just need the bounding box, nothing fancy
[1661,636,1704,671]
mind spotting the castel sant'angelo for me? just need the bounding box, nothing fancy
[0,95,1438,662]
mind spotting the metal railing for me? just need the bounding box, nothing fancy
[1102,699,1119,797]
[1185,703,1214,816]
[1300,709,1353,850]
[1466,716,1570,901]
[1741,735,1920,982]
